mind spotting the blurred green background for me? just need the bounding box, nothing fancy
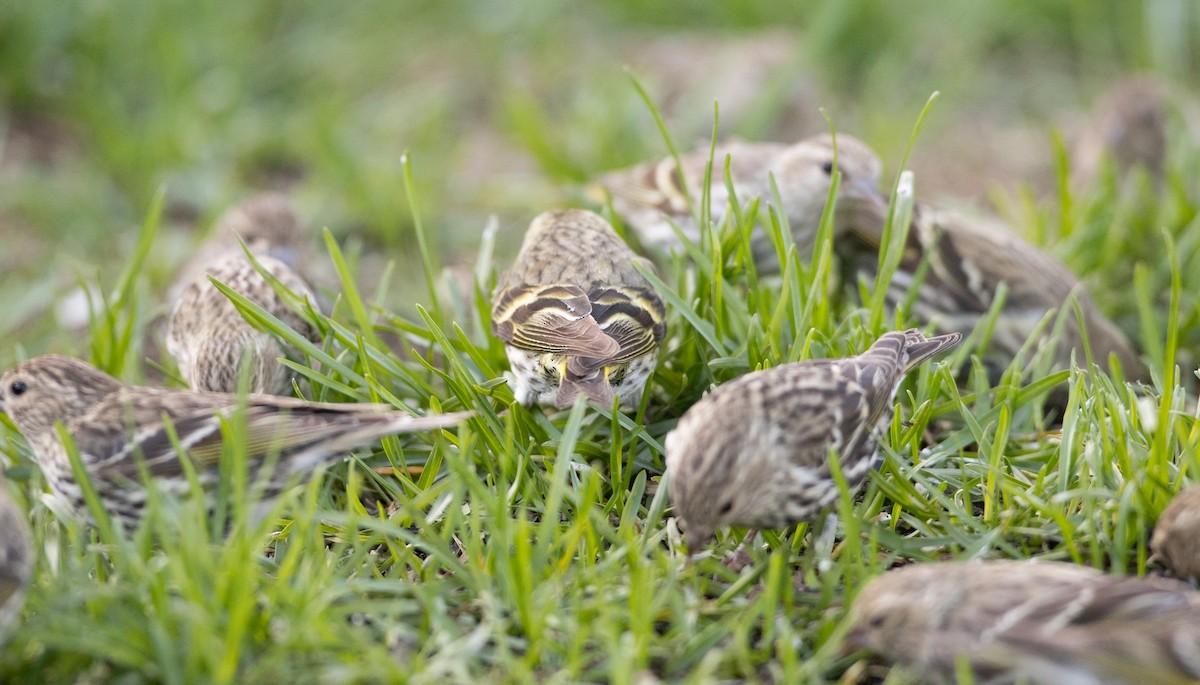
[1,0,1198,364]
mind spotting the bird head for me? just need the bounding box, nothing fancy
[665,402,763,555]
[0,355,123,437]
[775,133,886,235]
[217,192,306,260]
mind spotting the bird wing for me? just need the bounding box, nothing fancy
[981,578,1200,685]
[755,361,873,471]
[583,286,666,367]
[81,390,463,482]
[491,284,620,357]
[920,208,1084,312]
[592,155,691,219]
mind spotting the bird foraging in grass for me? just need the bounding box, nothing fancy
[1151,483,1200,583]
[0,355,471,531]
[0,479,31,642]
[591,134,885,271]
[167,193,322,396]
[1071,75,1170,189]
[847,559,1200,685]
[665,329,961,551]
[491,209,667,408]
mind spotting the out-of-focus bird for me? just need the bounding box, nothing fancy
[847,559,1200,685]
[0,479,31,641]
[491,209,667,408]
[590,134,885,271]
[838,179,1147,384]
[0,355,470,530]
[167,193,322,395]
[665,329,961,550]
[1151,483,1200,583]
[1072,75,1169,189]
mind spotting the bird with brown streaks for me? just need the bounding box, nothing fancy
[0,355,470,530]
[591,134,885,271]
[167,193,322,396]
[666,329,961,550]
[492,209,666,408]
[848,559,1200,685]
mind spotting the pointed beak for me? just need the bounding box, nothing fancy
[837,179,889,231]
[840,623,870,656]
[850,177,887,206]
[685,526,713,557]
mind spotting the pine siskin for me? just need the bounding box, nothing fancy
[167,193,322,395]
[665,329,961,550]
[0,355,470,530]
[1071,75,1169,189]
[591,134,884,271]
[0,478,31,641]
[840,195,1147,384]
[1151,483,1200,583]
[847,559,1200,685]
[169,192,311,302]
[491,209,667,408]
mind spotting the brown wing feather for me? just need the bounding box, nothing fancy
[492,284,620,357]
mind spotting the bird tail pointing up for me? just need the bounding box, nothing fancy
[899,329,962,373]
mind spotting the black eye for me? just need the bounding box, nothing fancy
[821,161,835,175]
[9,381,27,397]
[718,500,734,515]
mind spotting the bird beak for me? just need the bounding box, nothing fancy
[837,180,890,231]
[685,527,712,557]
[850,177,887,206]
[840,624,869,655]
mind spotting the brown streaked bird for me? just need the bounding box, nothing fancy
[1151,483,1200,583]
[491,209,667,408]
[1072,75,1169,189]
[0,479,31,641]
[847,559,1200,685]
[839,194,1148,384]
[665,329,961,550]
[166,193,322,395]
[0,355,470,530]
[591,134,885,271]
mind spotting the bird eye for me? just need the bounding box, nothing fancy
[821,161,835,175]
[9,381,27,397]
[867,614,886,629]
[718,500,734,515]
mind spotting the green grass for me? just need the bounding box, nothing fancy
[2,1,1200,683]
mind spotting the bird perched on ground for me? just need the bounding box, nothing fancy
[491,209,667,408]
[666,329,960,550]
[838,183,1147,384]
[0,355,470,530]
[1071,75,1170,189]
[167,193,322,395]
[0,479,31,641]
[847,559,1200,685]
[1151,483,1200,583]
[591,134,885,271]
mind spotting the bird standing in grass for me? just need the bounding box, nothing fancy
[1072,75,1169,189]
[0,479,31,641]
[665,329,961,550]
[167,193,322,396]
[592,134,885,271]
[0,355,470,530]
[1151,483,1200,582]
[492,209,667,408]
[847,559,1200,685]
